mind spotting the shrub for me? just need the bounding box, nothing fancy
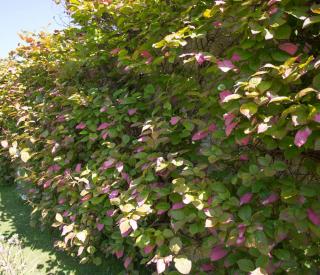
[0,0,320,274]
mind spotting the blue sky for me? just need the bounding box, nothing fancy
[0,0,69,57]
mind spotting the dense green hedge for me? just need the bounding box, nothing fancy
[1,0,320,274]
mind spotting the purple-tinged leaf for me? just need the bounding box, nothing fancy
[195,53,206,65]
[97,122,111,130]
[75,122,86,130]
[115,250,124,259]
[96,223,104,231]
[201,263,214,272]
[100,159,115,170]
[124,257,132,269]
[219,90,232,102]
[279,43,298,56]
[313,113,320,122]
[170,116,181,125]
[307,208,320,226]
[192,130,208,141]
[262,193,279,205]
[143,244,155,254]
[208,123,217,132]
[172,202,184,210]
[294,127,312,147]
[75,163,82,173]
[210,245,228,261]
[217,59,235,72]
[128,108,137,116]
[231,53,241,62]
[240,193,253,205]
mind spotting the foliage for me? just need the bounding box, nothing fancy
[0,0,320,274]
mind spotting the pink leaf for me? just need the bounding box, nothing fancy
[217,59,235,72]
[223,112,236,126]
[106,209,116,217]
[75,163,82,173]
[240,193,253,205]
[225,122,238,136]
[115,250,124,259]
[124,257,132,269]
[101,130,109,140]
[96,223,105,231]
[110,48,121,55]
[75,122,86,130]
[279,43,298,56]
[231,53,241,62]
[237,136,250,146]
[294,127,312,147]
[262,193,279,205]
[62,211,69,217]
[210,246,228,261]
[138,136,147,142]
[80,194,91,203]
[128,108,137,116]
[141,50,152,59]
[219,90,232,102]
[195,53,206,65]
[157,209,167,215]
[236,236,246,245]
[201,263,214,272]
[97,122,111,131]
[313,113,320,123]
[100,159,115,170]
[43,180,52,189]
[56,115,66,122]
[109,190,119,199]
[172,202,184,210]
[101,185,110,194]
[58,198,65,205]
[143,244,155,254]
[307,208,320,226]
[268,6,278,15]
[192,130,208,141]
[213,21,222,28]
[208,123,217,132]
[100,106,107,112]
[170,116,181,125]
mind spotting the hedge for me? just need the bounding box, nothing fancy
[0,0,320,274]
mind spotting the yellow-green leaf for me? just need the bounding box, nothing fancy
[174,256,192,274]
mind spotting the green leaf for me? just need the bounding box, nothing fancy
[303,16,320,28]
[237,259,255,272]
[156,202,170,211]
[238,205,252,221]
[312,74,320,90]
[173,256,192,274]
[240,102,258,119]
[273,249,290,261]
[274,24,291,40]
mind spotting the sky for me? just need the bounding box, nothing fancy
[0,0,70,58]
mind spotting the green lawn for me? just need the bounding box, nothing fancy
[0,185,133,275]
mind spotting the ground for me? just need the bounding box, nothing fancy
[0,184,126,275]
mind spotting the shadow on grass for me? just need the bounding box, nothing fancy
[0,184,146,275]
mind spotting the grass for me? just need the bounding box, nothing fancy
[0,184,135,275]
